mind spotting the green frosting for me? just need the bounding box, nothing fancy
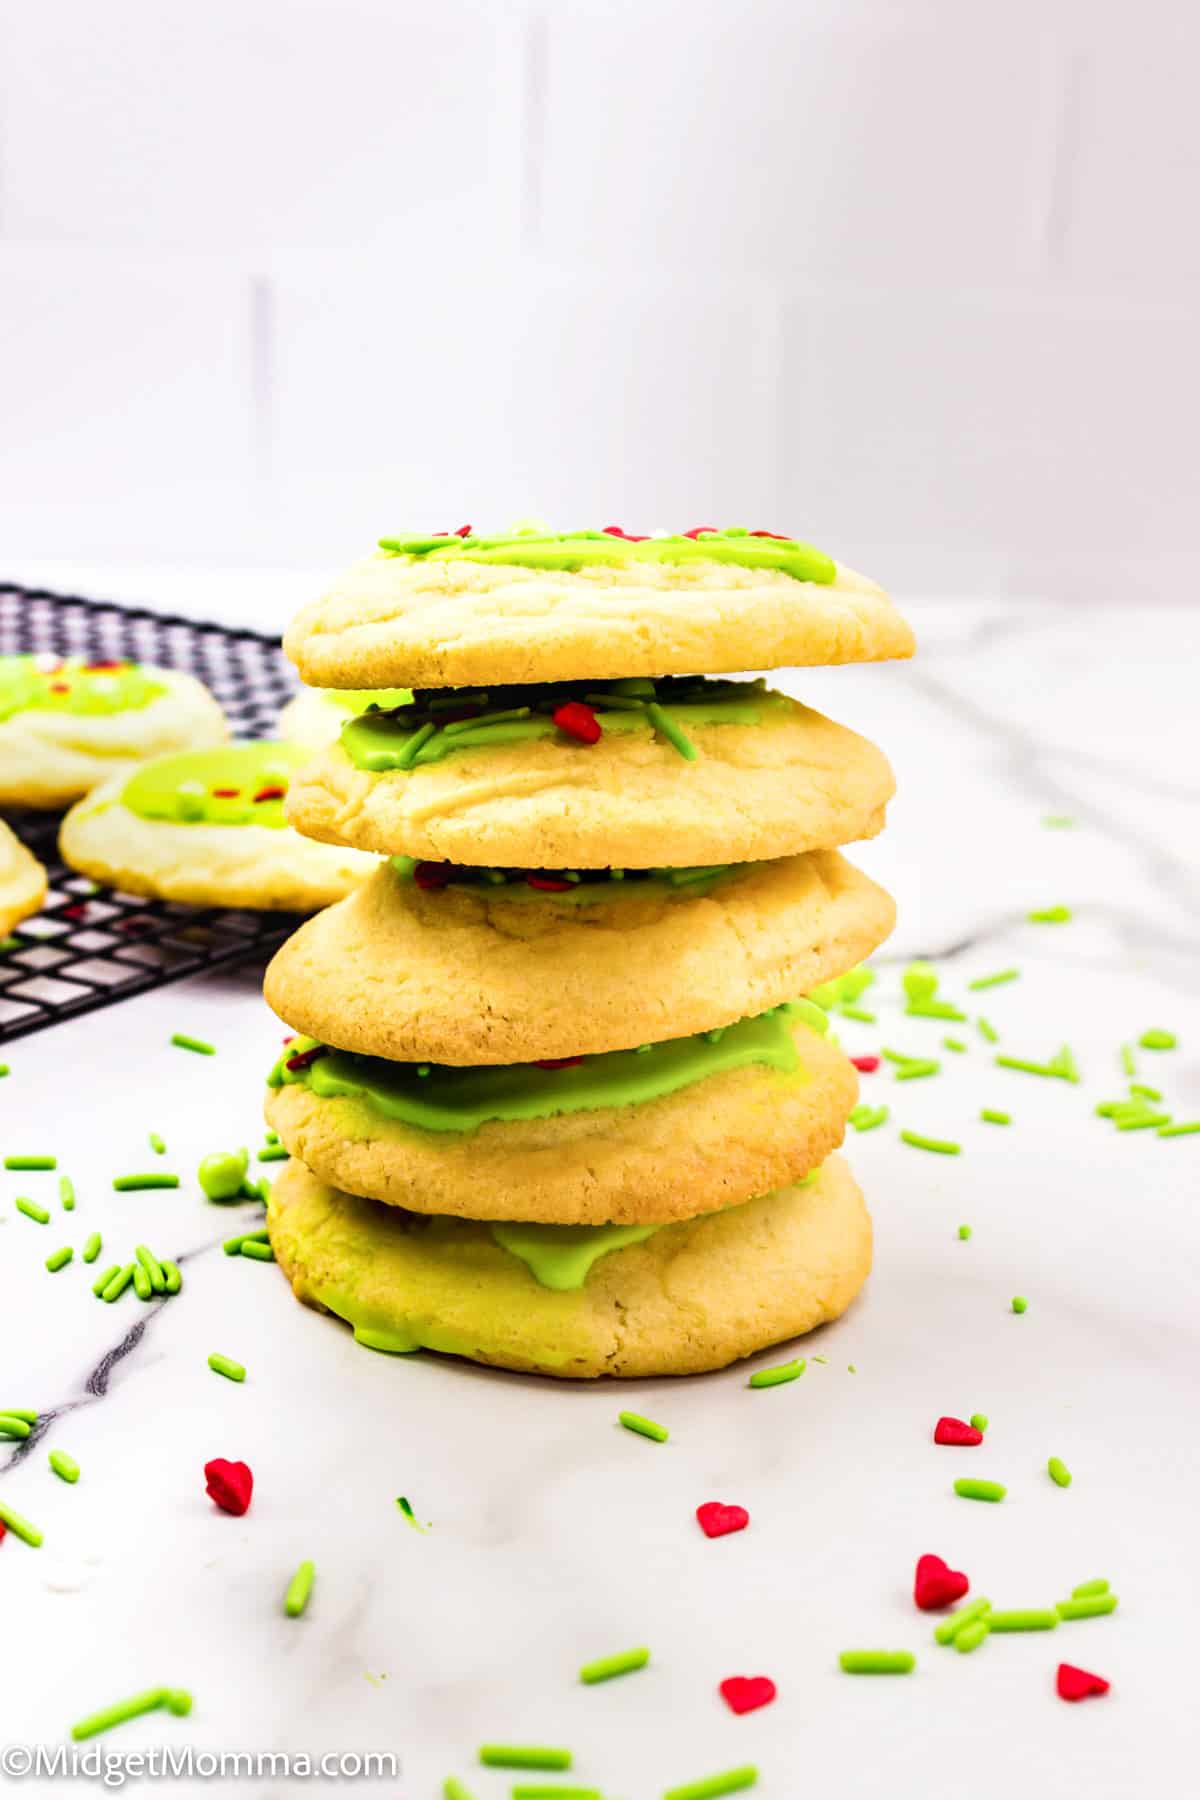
[389,856,738,904]
[341,676,781,774]
[0,654,166,722]
[489,1219,661,1290]
[324,686,412,712]
[121,742,308,828]
[268,1004,807,1136]
[377,526,836,585]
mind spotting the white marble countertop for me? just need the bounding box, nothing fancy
[2,572,1198,1798]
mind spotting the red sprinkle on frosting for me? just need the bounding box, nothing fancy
[204,1457,253,1516]
[535,1057,584,1071]
[285,1046,326,1073]
[934,1416,984,1447]
[696,1501,750,1539]
[851,1054,880,1073]
[1057,1663,1110,1702]
[914,1552,970,1611]
[413,861,455,890]
[84,660,126,671]
[526,874,574,892]
[211,788,240,798]
[683,526,718,539]
[252,785,286,803]
[602,525,649,541]
[49,682,71,693]
[719,1675,776,1716]
[552,700,602,745]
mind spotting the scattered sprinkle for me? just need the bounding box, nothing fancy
[748,1357,805,1390]
[849,1103,889,1132]
[942,1036,967,1053]
[161,1259,182,1294]
[900,1130,961,1156]
[112,1173,180,1191]
[980,1108,1011,1125]
[970,1413,988,1433]
[696,1501,750,1539]
[646,700,697,762]
[81,1232,102,1264]
[59,1175,75,1211]
[1159,1120,1200,1138]
[149,1133,166,1155]
[934,1417,982,1447]
[902,961,939,1003]
[0,1498,43,1546]
[135,1244,166,1293]
[1057,1594,1118,1620]
[240,1239,275,1262]
[443,1782,477,1800]
[204,1457,253,1516]
[954,1618,991,1653]
[395,1495,427,1532]
[1011,1296,1028,1314]
[0,1414,32,1439]
[579,1646,650,1684]
[284,1558,315,1618]
[4,1154,56,1171]
[170,1033,215,1055]
[967,969,1020,991]
[1042,815,1075,828]
[222,1229,268,1256]
[914,1553,969,1611]
[1072,1580,1110,1599]
[49,1449,80,1483]
[976,1016,999,1044]
[1139,1027,1176,1051]
[44,1245,73,1273]
[619,1410,668,1443]
[987,1610,1059,1632]
[208,1353,246,1384]
[957,1224,972,1240]
[663,1767,759,1800]
[718,1676,776,1716]
[839,1651,915,1675]
[91,1263,121,1297]
[257,1144,290,1162]
[934,1598,992,1645]
[850,1054,880,1073]
[1120,1042,1136,1077]
[1057,1662,1109,1702]
[71,1687,192,1742]
[133,1262,153,1301]
[1048,1456,1072,1488]
[995,1046,1079,1082]
[1028,905,1072,924]
[954,1478,1006,1503]
[15,1196,50,1224]
[100,1264,136,1303]
[894,1058,941,1081]
[478,1746,572,1771]
[199,1148,250,1200]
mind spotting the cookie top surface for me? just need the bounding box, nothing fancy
[284,680,895,866]
[264,1004,857,1224]
[59,741,379,911]
[0,659,228,809]
[264,849,895,1064]
[284,526,913,689]
[268,1151,871,1378]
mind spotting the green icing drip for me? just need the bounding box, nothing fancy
[0,654,166,722]
[388,856,738,903]
[315,1288,572,1366]
[490,1219,661,1290]
[342,678,780,774]
[121,742,308,828]
[377,526,836,585]
[269,1005,805,1136]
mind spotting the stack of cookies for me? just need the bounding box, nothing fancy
[262,527,913,1379]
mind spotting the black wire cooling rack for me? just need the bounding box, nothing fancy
[0,580,302,1045]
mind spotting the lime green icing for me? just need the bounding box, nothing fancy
[314,1286,572,1365]
[0,654,166,722]
[490,1219,661,1289]
[389,856,739,904]
[121,741,308,828]
[268,1004,805,1136]
[325,686,412,712]
[342,678,782,774]
[378,526,836,585]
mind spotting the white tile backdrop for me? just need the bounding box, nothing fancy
[0,0,1196,597]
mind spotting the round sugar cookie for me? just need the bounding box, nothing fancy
[0,819,47,935]
[265,850,895,1065]
[0,654,227,808]
[264,1008,858,1225]
[284,685,895,867]
[59,741,379,910]
[277,684,412,749]
[284,527,913,689]
[267,1152,872,1379]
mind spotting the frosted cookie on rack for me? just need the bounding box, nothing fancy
[0,654,227,808]
[268,1152,871,1379]
[277,684,411,750]
[264,1001,857,1225]
[0,819,47,935]
[285,676,896,867]
[265,849,895,1065]
[59,742,379,910]
[285,525,914,690]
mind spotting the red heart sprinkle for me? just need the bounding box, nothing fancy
[696,1501,750,1539]
[914,1552,970,1611]
[453,524,472,536]
[934,1416,983,1446]
[552,700,602,745]
[204,1458,253,1516]
[851,1054,880,1072]
[719,1675,776,1715]
[1057,1662,1110,1703]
